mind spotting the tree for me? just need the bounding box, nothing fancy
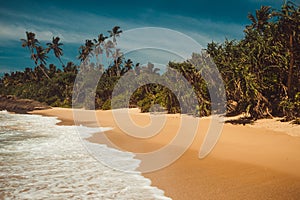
[46,36,64,67]
[78,39,94,63]
[108,26,122,43]
[142,62,160,75]
[121,59,133,75]
[108,26,123,76]
[246,6,272,34]
[275,1,300,98]
[94,33,108,68]
[21,31,39,54]
[21,32,51,80]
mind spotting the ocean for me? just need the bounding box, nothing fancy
[0,111,170,200]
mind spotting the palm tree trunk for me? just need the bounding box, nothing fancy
[58,57,65,67]
[113,37,120,77]
[38,65,51,80]
[287,33,294,98]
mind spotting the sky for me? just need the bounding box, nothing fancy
[0,0,293,74]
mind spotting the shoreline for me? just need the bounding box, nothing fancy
[31,107,300,199]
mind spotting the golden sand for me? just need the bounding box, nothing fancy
[32,108,300,199]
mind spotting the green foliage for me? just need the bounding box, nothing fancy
[130,83,180,113]
[206,1,300,120]
[279,92,300,120]
[102,99,111,110]
[0,62,77,108]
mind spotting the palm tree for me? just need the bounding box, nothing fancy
[108,26,123,76]
[94,33,108,45]
[35,46,47,64]
[63,62,78,73]
[108,26,122,43]
[78,39,94,63]
[46,36,64,67]
[142,62,160,75]
[21,31,39,54]
[21,32,50,80]
[124,59,133,72]
[35,46,51,80]
[94,33,108,67]
[246,6,272,34]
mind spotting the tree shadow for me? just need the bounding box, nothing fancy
[225,117,255,126]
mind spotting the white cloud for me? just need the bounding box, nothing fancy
[0,23,57,41]
[117,27,204,61]
[0,21,96,44]
[0,7,244,48]
[0,8,65,27]
[0,8,134,44]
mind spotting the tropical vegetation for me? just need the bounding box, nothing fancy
[0,1,299,123]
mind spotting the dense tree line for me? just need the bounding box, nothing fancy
[0,1,299,122]
[207,2,300,121]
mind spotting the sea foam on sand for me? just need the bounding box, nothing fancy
[0,111,171,199]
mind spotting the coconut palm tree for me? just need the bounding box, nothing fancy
[21,32,50,80]
[94,33,108,46]
[21,31,39,54]
[35,46,51,80]
[94,33,108,67]
[21,32,39,65]
[123,59,133,73]
[142,62,160,75]
[107,26,123,76]
[35,46,47,65]
[46,36,64,67]
[78,39,94,63]
[246,6,272,34]
[108,26,122,43]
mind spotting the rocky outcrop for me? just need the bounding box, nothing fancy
[0,95,50,114]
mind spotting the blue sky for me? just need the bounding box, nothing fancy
[0,0,291,74]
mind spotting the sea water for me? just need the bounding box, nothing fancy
[0,111,170,200]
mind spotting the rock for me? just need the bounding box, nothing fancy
[0,95,50,114]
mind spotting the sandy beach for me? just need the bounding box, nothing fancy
[32,108,300,199]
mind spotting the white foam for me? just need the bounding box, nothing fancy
[76,125,114,139]
[0,112,171,199]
